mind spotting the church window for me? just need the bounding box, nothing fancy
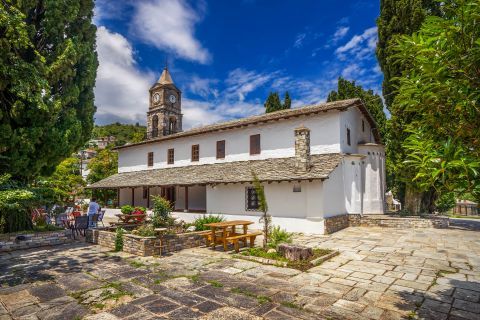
[168,118,176,134]
[250,134,261,155]
[191,144,199,162]
[152,116,159,138]
[147,152,154,167]
[347,128,351,146]
[216,140,225,159]
[167,148,174,164]
[246,187,260,211]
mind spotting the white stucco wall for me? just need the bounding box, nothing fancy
[340,107,374,154]
[204,181,325,233]
[118,111,341,173]
[358,144,385,214]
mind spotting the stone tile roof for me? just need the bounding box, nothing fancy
[114,98,380,150]
[87,153,343,189]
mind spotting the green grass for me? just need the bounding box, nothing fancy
[231,287,272,304]
[448,214,480,219]
[99,282,132,301]
[129,260,146,268]
[93,303,105,309]
[281,301,302,309]
[207,280,223,287]
[241,247,333,271]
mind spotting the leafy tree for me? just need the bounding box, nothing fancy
[0,0,98,182]
[264,92,292,113]
[376,0,440,110]
[376,0,441,209]
[86,149,118,185]
[393,0,480,209]
[41,157,85,203]
[327,77,387,138]
[87,148,118,206]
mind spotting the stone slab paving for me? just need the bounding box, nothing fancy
[0,225,480,319]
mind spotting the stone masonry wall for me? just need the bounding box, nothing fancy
[0,230,72,252]
[86,229,206,257]
[350,215,449,229]
[324,214,449,234]
[324,215,350,234]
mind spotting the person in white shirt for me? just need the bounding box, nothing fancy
[87,198,100,227]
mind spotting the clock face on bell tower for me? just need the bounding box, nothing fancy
[147,67,183,139]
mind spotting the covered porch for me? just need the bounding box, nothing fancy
[105,185,207,213]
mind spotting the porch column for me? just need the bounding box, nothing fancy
[184,186,189,212]
[146,187,150,209]
[117,188,120,208]
[131,187,134,206]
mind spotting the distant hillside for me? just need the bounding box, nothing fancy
[92,123,146,146]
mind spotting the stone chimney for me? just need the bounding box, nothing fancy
[294,125,311,172]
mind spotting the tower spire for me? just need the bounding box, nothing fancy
[157,63,174,85]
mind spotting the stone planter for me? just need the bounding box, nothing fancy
[0,230,72,252]
[86,229,207,257]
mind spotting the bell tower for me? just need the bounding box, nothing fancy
[147,67,182,139]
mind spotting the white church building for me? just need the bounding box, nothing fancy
[89,68,386,234]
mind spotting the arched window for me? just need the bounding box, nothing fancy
[152,115,159,137]
[168,117,176,134]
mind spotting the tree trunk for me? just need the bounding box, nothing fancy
[277,244,313,261]
[421,188,437,214]
[405,185,422,215]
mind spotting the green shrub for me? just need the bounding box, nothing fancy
[436,192,456,214]
[193,214,224,231]
[151,196,173,227]
[268,226,293,248]
[120,205,134,214]
[114,227,124,251]
[132,225,155,237]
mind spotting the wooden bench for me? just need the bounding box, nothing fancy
[226,232,263,253]
[197,230,225,246]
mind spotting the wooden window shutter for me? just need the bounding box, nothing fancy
[147,152,154,167]
[347,128,351,146]
[167,148,174,164]
[250,134,260,155]
[191,144,199,162]
[216,140,225,159]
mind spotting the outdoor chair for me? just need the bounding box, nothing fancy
[72,216,89,239]
[90,214,99,228]
[97,209,106,227]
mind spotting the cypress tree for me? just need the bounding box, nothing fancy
[283,92,292,110]
[0,0,98,182]
[264,92,282,113]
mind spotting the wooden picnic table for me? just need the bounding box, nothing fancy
[115,214,146,224]
[204,220,253,251]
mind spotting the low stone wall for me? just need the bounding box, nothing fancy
[324,214,449,234]
[352,214,449,229]
[324,215,350,234]
[0,230,71,252]
[86,229,207,257]
[160,231,207,254]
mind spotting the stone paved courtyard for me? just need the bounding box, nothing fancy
[1,224,480,320]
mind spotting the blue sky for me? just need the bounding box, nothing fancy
[94,0,382,128]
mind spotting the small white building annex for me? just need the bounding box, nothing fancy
[89,68,386,234]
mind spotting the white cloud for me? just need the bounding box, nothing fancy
[332,26,350,43]
[187,76,219,98]
[293,33,306,48]
[131,0,210,64]
[94,26,155,125]
[341,63,365,79]
[335,26,377,61]
[225,68,276,102]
